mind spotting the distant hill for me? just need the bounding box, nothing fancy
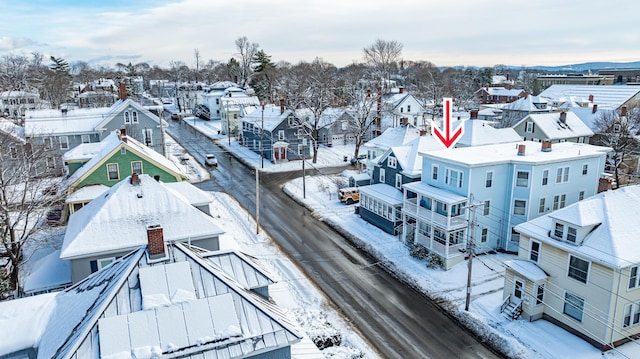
[445,61,640,73]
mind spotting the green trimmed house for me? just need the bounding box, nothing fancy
[60,129,187,218]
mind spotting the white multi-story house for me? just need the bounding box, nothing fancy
[503,185,640,351]
[401,140,610,269]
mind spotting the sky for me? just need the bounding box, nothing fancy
[1,0,640,70]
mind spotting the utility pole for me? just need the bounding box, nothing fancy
[159,109,166,157]
[255,169,260,234]
[261,102,265,169]
[302,126,306,199]
[465,196,482,312]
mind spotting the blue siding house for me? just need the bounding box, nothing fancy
[402,140,610,269]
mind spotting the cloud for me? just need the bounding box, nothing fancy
[0,37,38,51]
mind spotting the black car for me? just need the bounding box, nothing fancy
[192,104,210,120]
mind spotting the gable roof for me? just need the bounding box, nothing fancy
[24,107,108,136]
[514,111,594,140]
[60,174,223,259]
[503,95,550,112]
[385,135,442,176]
[569,107,617,131]
[515,185,640,269]
[457,120,522,147]
[0,119,25,144]
[94,98,162,130]
[201,249,278,290]
[61,131,186,192]
[18,242,302,359]
[359,183,404,205]
[477,87,525,97]
[364,123,421,151]
[242,105,293,132]
[539,85,640,110]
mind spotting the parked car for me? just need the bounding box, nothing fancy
[192,104,210,120]
[46,206,62,225]
[350,154,367,165]
[204,154,218,167]
[338,187,360,205]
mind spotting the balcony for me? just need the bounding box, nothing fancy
[403,198,468,230]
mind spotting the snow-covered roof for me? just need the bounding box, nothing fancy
[514,111,594,140]
[422,140,610,167]
[21,242,302,359]
[23,250,71,294]
[478,87,524,97]
[0,119,25,143]
[403,182,468,203]
[62,141,103,161]
[504,260,548,282]
[503,95,549,112]
[0,292,57,355]
[60,174,224,259]
[62,131,185,192]
[515,185,640,269]
[569,107,617,131]
[457,120,522,147]
[163,181,214,207]
[364,123,421,150]
[539,85,640,110]
[202,249,277,290]
[387,135,442,176]
[64,184,109,204]
[242,105,293,132]
[359,183,404,205]
[24,107,108,136]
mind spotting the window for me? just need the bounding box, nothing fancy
[513,200,526,216]
[81,134,91,143]
[560,194,566,209]
[131,161,142,174]
[143,128,153,146]
[579,191,585,201]
[107,163,119,180]
[481,227,488,243]
[98,257,116,270]
[564,292,585,321]
[407,105,411,112]
[132,111,138,123]
[530,241,540,262]
[536,284,545,305]
[395,174,402,189]
[539,198,546,214]
[567,227,577,243]
[46,156,55,169]
[613,123,621,133]
[278,130,285,140]
[582,164,588,175]
[516,171,529,187]
[120,148,126,155]
[44,137,52,150]
[432,165,438,181]
[388,156,397,169]
[124,111,131,124]
[445,169,463,188]
[629,266,640,290]
[542,169,549,186]
[623,303,640,328]
[483,200,490,216]
[379,168,386,183]
[525,122,534,133]
[59,136,69,150]
[9,145,17,159]
[556,167,569,183]
[554,223,564,238]
[485,171,493,188]
[568,255,589,283]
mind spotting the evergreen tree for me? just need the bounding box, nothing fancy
[251,50,277,102]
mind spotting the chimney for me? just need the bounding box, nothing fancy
[517,144,526,156]
[131,172,140,185]
[118,128,127,143]
[279,98,285,114]
[588,94,594,103]
[147,225,166,259]
[119,83,127,100]
[592,104,598,114]
[399,86,404,94]
[621,105,628,117]
[506,73,510,81]
[559,111,567,123]
[541,140,552,152]
[470,110,478,119]
[598,177,613,193]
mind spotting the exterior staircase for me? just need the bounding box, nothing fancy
[501,296,523,320]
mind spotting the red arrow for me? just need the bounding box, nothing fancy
[432,98,464,149]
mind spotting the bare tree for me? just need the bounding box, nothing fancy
[593,106,640,188]
[337,82,379,163]
[193,48,201,83]
[234,36,259,88]
[362,39,403,85]
[0,132,63,296]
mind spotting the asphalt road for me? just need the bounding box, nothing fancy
[165,120,503,359]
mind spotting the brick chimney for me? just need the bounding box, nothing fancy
[119,83,127,100]
[147,224,166,259]
[279,99,285,114]
[588,94,594,103]
[559,111,567,123]
[398,86,404,94]
[621,105,628,117]
[118,128,127,143]
[131,172,140,185]
[517,144,526,156]
[598,177,613,193]
[541,140,552,152]
[470,110,478,120]
[592,104,598,114]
